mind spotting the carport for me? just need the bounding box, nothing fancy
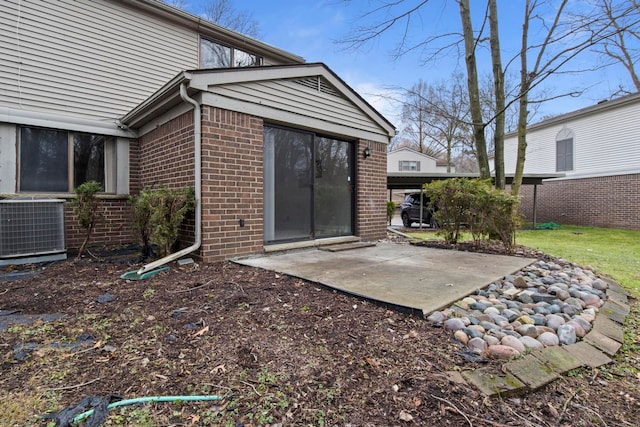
[235,242,534,316]
[387,172,565,228]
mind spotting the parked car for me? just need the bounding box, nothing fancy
[400,193,437,228]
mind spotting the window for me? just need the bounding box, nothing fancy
[200,38,261,68]
[399,160,420,171]
[19,127,115,193]
[555,128,574,172]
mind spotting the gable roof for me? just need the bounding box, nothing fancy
[388,147,438,161]
[121,63,397,142]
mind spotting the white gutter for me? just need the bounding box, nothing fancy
[136,81,202,274]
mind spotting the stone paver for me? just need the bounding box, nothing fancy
[563,341,613,368]
[584,330,623,356]
[531,346,583,373]
[506,356,559,390]
[592,316,625,343]
[462,369,526,397]
[604,278,628,296]
[601,300,631,324]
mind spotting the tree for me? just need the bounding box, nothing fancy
[400,75,471,170]
[585,0,640,94]
[73,181,102,260]
[401,80,434,155]
[162,0,260,37]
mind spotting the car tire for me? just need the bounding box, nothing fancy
[401,212,412,228]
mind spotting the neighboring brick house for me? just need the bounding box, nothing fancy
[0,0,395,263]
[503,92,640,230]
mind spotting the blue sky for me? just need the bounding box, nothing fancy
[177,0,637,128]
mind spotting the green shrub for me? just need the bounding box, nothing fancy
[73,181,103,260]
[386,201,397,225]
[130,186,196,257]
[423,178,520,251]
[129,191,154,257]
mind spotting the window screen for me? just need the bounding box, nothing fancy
[19,127,69,192]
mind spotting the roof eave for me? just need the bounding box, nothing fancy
[506,91,640,137]
[119,71,193,129]
[121,0,305,64]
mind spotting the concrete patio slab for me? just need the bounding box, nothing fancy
[235,242,535,316]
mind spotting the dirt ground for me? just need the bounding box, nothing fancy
[1,239,639,426]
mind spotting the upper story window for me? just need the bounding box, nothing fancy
[19,126,116,193]
[399,160,420,171]
[200,38,262,68]
[556,128,574,172]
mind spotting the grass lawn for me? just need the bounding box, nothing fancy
[405,225,640,296]
[517,225,640,296]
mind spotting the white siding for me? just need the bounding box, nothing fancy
[504,98,640,177]
[209,78,388,138]
[387,149,437,172]
[0,0,198,121]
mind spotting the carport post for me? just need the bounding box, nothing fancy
[532,184,538,229]
[419,191,424,229]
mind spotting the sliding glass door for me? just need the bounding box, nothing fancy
[264,126,353,244]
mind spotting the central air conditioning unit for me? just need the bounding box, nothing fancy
[0,198,67,266]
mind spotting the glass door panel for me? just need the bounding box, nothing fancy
[264,126,313,243]
[314,137,353,237]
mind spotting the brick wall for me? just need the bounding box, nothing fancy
[356,140,388,241]
[139,112,195,190]
[64,198,135,251]
[518,173,640,230]
[200,106,264,262]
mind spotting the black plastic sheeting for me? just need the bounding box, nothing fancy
[42,395,121,427]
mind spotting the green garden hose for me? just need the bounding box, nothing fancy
[72,395,225,424]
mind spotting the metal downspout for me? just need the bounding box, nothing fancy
[136,81,202,274]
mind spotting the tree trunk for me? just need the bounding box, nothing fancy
[446,136,452,173]
[458,0,490,179]
[512,0,531,198]
[76,222,94,261]
[489,0,505,189]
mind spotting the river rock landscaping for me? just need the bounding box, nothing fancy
[429,259,608,360]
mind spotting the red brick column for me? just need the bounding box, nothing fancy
[199,106,264,262]
[356,140,388,241]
